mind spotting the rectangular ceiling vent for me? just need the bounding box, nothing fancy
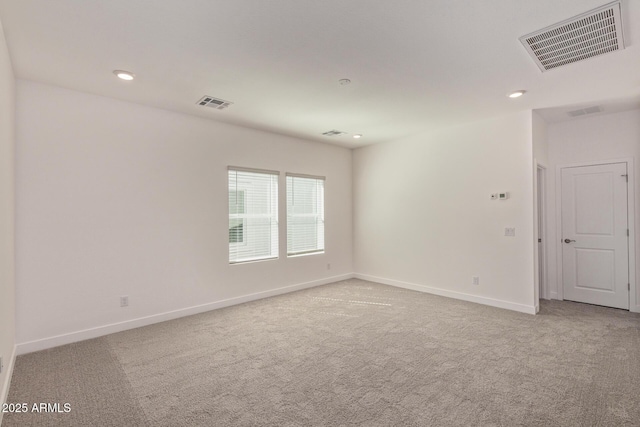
[567,105,603,117]
[519,1,625,72]
[322,130,347,137]
[197,96,233,110]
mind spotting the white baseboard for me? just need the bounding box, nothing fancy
[15,272,539,354]
[354,273,536,315]
[0,344,17,425]
[17,273,354,355]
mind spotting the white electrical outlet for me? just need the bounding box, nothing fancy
[472,276,480,286]
[120,296,129,307]
[505,227,516,237]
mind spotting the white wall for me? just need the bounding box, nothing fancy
[532,111,549,165]
[15,80,353,352]
[0,17,16,414]
[353,111,536,313]
[545,109,640,312]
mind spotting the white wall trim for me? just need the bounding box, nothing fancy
[555,163,564,301]
[17,273,354,355]
[354,273,536,314]
[0,344,17,425]
[627,159,639,313]
[555,158,637,312]
[534,161,549,305]
[533,159,540,307]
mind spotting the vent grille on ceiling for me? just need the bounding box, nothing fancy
[567,106,603,117]
[519,1,625,72]
[197,96,233,110]
[322,130,347,137]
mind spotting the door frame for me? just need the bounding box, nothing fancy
[535,164,548,302]
[555,158,637,312]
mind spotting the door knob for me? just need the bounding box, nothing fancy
[564,239,576,244]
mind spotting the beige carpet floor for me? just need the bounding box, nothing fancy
[3,278,640,426]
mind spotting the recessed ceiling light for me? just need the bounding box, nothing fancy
[113,70,135,81]
[353,134,362,139]
[339,79,351,86]
[508,90,526,98]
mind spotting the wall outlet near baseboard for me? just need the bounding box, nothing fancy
[120,296,129,307]
[472,276,480,286]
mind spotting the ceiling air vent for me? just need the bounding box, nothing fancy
[519,1,625,72]
[322,130,347,137]
[197,96,233,110]
[567,105,603,117]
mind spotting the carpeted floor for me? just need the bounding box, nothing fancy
[3,278,640,426]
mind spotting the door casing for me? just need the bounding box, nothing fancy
[537,165,547,301]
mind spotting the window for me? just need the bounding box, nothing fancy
[228,190,245,243]
[228,168,278,263]
[286,174,325,256]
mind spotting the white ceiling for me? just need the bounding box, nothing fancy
[1,0,639,147]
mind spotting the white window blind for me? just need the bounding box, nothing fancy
[286,174,325,256]
[228,168,279,264]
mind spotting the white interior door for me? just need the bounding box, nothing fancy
[561,163,629,309]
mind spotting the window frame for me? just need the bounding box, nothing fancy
[286,173,325,257]
[228,167,280,264]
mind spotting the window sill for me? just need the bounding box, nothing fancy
[287,251,325,258]
[230,256,278,265]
